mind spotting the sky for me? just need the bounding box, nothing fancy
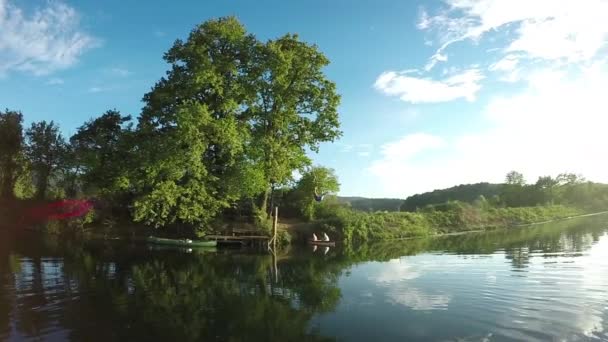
[1,0,607,198]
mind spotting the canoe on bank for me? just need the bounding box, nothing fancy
[308,240,336,247]
[147,236,217,247]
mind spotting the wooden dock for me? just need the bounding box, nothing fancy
[206,207,278,249]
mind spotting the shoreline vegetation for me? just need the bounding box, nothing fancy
[1,18,607,246]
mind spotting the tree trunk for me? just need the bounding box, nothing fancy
[36,172,49,200]
[0,165,15,199]
[268,184,275,218]
[36,169,51,200]
[260,187,270,218]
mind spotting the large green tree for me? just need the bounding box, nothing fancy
[133,17,340,229]
[245,34,342,213]
[0,110,24,199]
[133,18,263,229]
[25,121,66,199]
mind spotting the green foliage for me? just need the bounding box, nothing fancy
[287,166,340,220]
[14,165,35,199]
[505,170,526,185]
[132,17,341,229]
[253,207,273,232]
[401,182,502,212]
[339,197,402,212]
[133,101,247,230]
[403,172,608,214]
[277,229,292,246]
[501,172,608,210]
[70,110,133,196]
[25,121,66,199]
[314,199,585,243]
[0,110,24,199]
[246,33,342,192]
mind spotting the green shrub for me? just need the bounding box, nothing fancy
[313,201,585,243]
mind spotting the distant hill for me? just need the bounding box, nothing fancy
[337,196,403,212]
[400,182,503,212]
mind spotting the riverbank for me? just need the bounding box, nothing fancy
[5,197,603,248]
[305,204,590,243]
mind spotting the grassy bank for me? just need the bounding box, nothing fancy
[313,202,585,244]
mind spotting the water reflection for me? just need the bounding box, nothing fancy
[0,214,607,341]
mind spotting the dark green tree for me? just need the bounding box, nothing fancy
[25,121,66,199]
[505,170,525,185]
[0,110,24,199]
[70,110,133,196]
[535,176,559,204]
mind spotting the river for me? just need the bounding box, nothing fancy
[1,214,607,341]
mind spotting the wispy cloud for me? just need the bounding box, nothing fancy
[0,0,99,76]
[339,143,354,153]
[88,86,105,93]
[371,133,444,166]
[106,67,132,77]
[374,68,483,103]
[419,0,608,70]
[46,78,64,85]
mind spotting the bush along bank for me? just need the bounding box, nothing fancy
[313,202,585,244]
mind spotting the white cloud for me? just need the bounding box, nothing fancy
[370,1,608,197]
[386,287,451,311]
[489,54,519,72]
[107,67,132,77]
[88,86,104,93]
[374,68,483,103]
[357,143,373,157]
[489,54,522,82]
[368,134,446,194]
[424,52,448,71]
[368,258,451,310]
[0,0,98,75]
[46,78,64,85]
[419,0,608,69]
[368,62,608,198]
[378,133,444,162]
[371,259,422,283]
[339,143,353,153]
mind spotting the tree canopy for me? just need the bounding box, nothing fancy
[131,17,341,229]
[25,121,66,199]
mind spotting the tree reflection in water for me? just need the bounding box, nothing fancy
[0,214,606,341]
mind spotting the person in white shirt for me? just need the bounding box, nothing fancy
[323,232,330,241]
[312,233,319,241]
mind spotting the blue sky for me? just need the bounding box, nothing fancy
[1,0,607,198]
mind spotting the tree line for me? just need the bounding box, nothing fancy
[401,171,608,212]
[0,17,341,234]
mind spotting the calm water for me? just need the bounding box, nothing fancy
[1,216,608,341]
